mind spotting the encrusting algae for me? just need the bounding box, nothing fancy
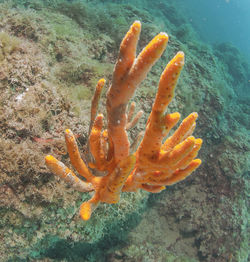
[45,21,202,221]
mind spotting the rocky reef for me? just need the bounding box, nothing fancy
[0,0,249,261]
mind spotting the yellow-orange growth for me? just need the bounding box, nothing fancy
[45,21,202,220]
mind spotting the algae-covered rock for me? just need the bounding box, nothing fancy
[0,0,249,261]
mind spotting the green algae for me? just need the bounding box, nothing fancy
[0,32,20,61]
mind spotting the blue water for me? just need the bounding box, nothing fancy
[177,0,250,63]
